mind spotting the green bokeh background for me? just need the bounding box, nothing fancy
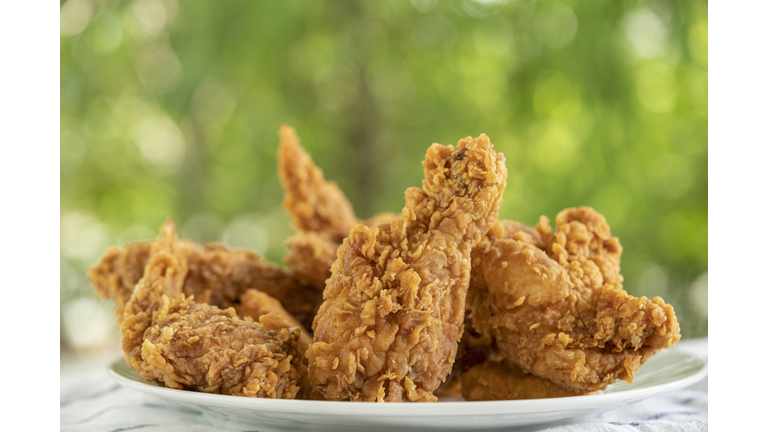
[60,0,707,356]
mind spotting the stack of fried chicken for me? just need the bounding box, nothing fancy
[89,125,680,402]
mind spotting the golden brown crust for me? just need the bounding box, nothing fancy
[278,125,399,294]
[283,214,401,292]
[235,288,313,354]
[468,207,680,392]
[88,240,321,331]
[278,124,358,244]
[461,359,598,401]
[307,134,507,402]
[120,220,307,398]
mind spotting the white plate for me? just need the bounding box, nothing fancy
[109,347,706,432]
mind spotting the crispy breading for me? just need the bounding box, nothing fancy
[278,124,397,293]
[235,288,313,354]
[121,220,307,398]
[88,240,321,330]
[468,207,680,392]
[283,216,400,291]
[278,124,358,244]
[307,134,507,402]
[461,359,597,401]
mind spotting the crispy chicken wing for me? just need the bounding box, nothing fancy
[467,207,680,392]
[307,134,507,402]
[89,240,320,330]
[121,220,307,398]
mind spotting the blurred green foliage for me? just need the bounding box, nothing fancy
[60,0,707,354]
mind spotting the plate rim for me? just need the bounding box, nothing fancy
[108,346,707,417]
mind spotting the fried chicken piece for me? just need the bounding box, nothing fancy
[277,128,490,400]
[235,288,313,354]
[278,124,397,292]
[89,240,321,330]
[278,124,358,244]
[121,220,307,398]
[461,359,598,401]
[468,207,680,392]
[307,134,507,402]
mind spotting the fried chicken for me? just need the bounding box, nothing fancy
[278,124,359,244]
[235,288,313,354]
[467,207,680,392]
[306,134,507,402]
[121,220,307,398]
[89,240,321,330]
[277,124,397,292]
[461,359,597,401]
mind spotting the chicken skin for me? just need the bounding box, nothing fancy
[467,207,680,392]
[121,220,307,398]
[307,134,507,402]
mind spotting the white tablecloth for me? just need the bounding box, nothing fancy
[60,339,707,432]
